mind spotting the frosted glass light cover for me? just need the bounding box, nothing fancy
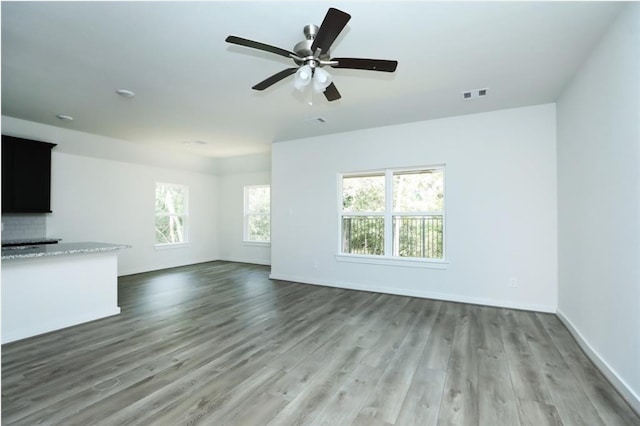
[312,68,332,93]
[293,65,312,91]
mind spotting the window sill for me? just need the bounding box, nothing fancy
[335,254,448,269]
[242,241,271,247]
[155,242,190,250]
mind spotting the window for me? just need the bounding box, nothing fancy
[341,167,444,260]
[155,183,188,245]
[244,185,270,243]
[341,174,385,255]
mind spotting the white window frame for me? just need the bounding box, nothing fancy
[243,184,271,245]
[154,182,189,249]
[337,166,447,269]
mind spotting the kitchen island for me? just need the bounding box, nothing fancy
[1,242,130,344]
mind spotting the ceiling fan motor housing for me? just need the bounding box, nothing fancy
[303,24,318,40]
[293,25,330,67]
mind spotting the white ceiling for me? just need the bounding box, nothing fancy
[1,1,623,158]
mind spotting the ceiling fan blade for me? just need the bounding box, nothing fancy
[252,67,298,91]
[311,8,351,54]
[323,82,341,102]
[330,58,398,72]
[226,35,295,59]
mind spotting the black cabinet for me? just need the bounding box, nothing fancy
[2,135,56,213]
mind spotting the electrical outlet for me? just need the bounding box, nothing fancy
[509,277,518,287]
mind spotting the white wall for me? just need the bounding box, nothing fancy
[2,118,219,275]
[217,153,271,265]
[49,152,219,275]
[556,4,640,410]
[271,104,558,312]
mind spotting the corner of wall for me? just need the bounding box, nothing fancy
[556,3,640,413]
[556,309,640,414]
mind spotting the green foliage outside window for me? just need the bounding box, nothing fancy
[155,184,187,244]
[248,214,270,242]
[342,175,385,212]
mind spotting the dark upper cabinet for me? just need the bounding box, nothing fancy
[2,135,56,213]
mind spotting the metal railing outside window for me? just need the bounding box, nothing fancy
[392,215,443,259]
[342,215,443,259]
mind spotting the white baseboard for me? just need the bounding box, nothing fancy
[268,273,556,313]
[118,257,222,276]
[556,309,640,415]
[218,256,271,266]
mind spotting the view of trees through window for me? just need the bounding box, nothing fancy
[155,183,187,244]
[342,175,385,255]
[245,185,270,242]
[341,169,444,259]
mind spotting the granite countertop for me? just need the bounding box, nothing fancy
[1,242,131,260]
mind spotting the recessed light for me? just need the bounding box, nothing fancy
[116,89,135,98]
[56,114,74,121]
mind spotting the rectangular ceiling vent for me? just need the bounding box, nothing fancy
[463,88,488,100]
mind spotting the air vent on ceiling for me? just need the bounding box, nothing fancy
[463,88,488,100]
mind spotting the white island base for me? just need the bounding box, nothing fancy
[2,250,122,344]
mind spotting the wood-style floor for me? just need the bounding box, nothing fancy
[2,261,638,425]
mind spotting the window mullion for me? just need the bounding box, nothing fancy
[342,212,384,217]
[393,211,443,217]
[384,169,393,256]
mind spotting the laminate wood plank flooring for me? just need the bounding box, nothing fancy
[2,261,638,425]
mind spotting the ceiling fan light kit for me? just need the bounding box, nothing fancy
[311,68,332,93]
[225,7,398,102]
[293,66,333,94]
[293,65,312,91]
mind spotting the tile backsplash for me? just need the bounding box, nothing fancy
[1,214,47,240]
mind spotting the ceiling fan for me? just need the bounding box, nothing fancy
[225,7,398,102]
